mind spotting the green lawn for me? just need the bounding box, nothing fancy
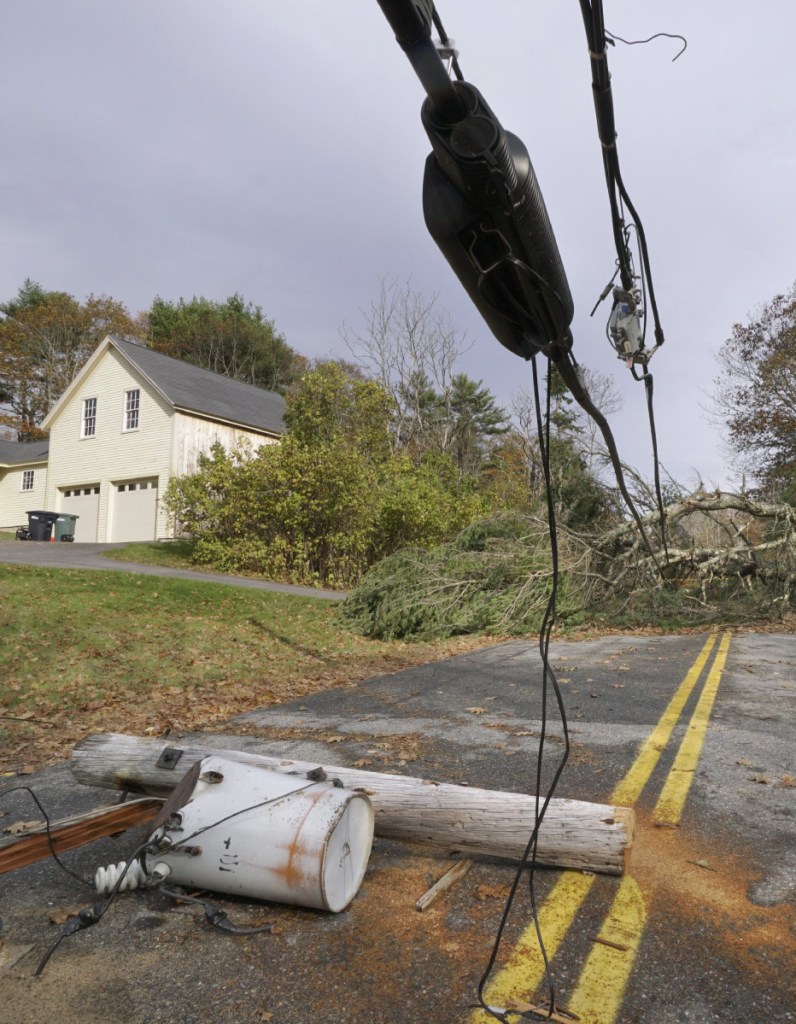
[102,539,200,570]
[0,563,490,771]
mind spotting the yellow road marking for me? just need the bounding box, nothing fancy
[470,872,596,1021]
[471,632,728,1021]
[610,633,717,806]
[653,631,732,826]
[566,876,646,1024]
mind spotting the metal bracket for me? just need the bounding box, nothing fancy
[435,38,459,75]
[156,746,184,770]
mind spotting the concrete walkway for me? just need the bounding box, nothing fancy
[0,540,345,600]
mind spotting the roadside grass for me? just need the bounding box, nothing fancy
[0,564,494,772]
[0,530,18,542]
[102,539,199,570]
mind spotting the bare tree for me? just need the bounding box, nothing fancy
[340,276,470,453]
[573,367,623,475]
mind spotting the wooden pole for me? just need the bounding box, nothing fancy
[70,733,633,876]
[0,798,163,875]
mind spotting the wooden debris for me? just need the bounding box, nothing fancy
[415,858,472,911]
[0,797,163,875]
[591,935,630,952]
[503,998,580,1022]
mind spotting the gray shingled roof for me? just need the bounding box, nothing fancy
[0,439,50,466]
[111,336,285,436]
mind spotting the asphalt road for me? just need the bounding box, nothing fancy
[1,632,794,1024]
[0,541,344,600]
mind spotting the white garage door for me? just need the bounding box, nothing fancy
[61,485,100,543]
[110,477,159,542]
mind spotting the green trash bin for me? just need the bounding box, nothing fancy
[26,510,59,541]
[54,513,79,541]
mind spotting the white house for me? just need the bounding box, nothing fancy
[0,439,50,531]
[0,335,285,542]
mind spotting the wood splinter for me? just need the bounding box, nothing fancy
[591,935,630,952]
[415,858,473,911]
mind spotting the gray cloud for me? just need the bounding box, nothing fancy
[2,1,795,488]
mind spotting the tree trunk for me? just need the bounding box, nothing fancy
[71,733,633,876]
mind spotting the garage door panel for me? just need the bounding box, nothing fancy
[61,486,100,543]
[111,478,158,542]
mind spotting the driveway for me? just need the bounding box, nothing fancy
[1,632,794,1023]
[0,540,344,600]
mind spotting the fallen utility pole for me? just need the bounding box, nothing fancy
[0,797,162,875]
[71,734,633,876]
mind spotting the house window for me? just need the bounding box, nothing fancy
[21,469,34,491]
[82,397,97,437]
[124,389,140,431]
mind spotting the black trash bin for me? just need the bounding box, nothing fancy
[26,510,59,542]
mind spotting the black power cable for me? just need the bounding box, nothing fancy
[578,0,673,558]
[0,786,93,889]
[375,4,674,1016]
[475,355,570,1022]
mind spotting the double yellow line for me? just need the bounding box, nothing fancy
[472,631,732,1023]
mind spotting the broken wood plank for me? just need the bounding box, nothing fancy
[70,733,634,876]
[0,797,163,875]
[415,858,473,911]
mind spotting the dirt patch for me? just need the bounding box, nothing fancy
[631,810,796,993]
[0,848,503,1024]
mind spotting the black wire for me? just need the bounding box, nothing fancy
[159,888,273,935]
[578,0,666,350]
[636,370,670,559]
[605,29,687,62]
[431,7,464,81]
[168,781,319,850]
[475,356,570,1021]
[0,786,92,889]
[577,0,672,566]
[35,836,154,976]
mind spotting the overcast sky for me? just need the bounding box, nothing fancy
[2,1,795,489]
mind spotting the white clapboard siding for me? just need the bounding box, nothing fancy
[172,412,279,477]
[0,463,49,531]
[45,347,174,541]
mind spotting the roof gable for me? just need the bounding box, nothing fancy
[41,335,286,436]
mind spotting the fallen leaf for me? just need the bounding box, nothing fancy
[465,707,487,715]
[749,775,770,784]
[258,1012,274,1021]
[351,759,372,768]
[781,774,795,787]
[736,758,752,766]
[3,819,44,835]
[49,909,81,925]
[474,884,510,901]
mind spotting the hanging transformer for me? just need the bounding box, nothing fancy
[608,285,644,364]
